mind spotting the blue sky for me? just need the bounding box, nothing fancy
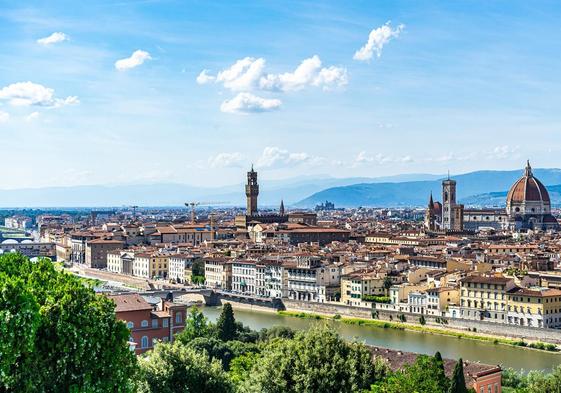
[1,0,560,189]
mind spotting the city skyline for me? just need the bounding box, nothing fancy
[1,1,561,189]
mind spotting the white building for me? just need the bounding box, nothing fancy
[232,260,257,294]
[285,254,341,303]
[168,254,195,284]
[107,250,134,275]
[204,258,232,290]
[133,253,151,278]
[256,260,286,298]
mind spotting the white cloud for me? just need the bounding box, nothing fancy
[196,69,215,84]
[0,82,79,108]
[490,145,519,159]
[260,55,347,92]
[0,111,9,123]
[37,32,68,45]
[115,50,152,71]
[208,152,245,168]
[256,147,324,169]
[220,92,281,114]
[354,151,413,166]
[354,22,405,61]
[216,57,266,91]
[25,112,40,122]
[199,55,347,93]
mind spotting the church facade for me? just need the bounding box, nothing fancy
[425,161,558,232]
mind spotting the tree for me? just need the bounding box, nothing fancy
[0,253,137,392]
[370,355,449,393]
[448,358,468,393]
[258,325,295,341]
[383,276,393,294]
[419,315,426,325]
[177,306,213,343]
[217,303,237,341]
[186,337,258,370]
[434,352,449,392]
[229,352,261,386]
[138,342,233,393]
[239,325,388,393]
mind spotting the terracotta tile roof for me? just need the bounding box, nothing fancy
[107,293,152,312]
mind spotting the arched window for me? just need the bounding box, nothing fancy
[141,336,149,348]
[141,320,148,328]
[126,321,134,329]
[175,312,182,324]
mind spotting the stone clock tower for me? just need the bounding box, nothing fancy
[245,165,259,215]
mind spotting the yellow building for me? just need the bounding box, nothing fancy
[507,287,561,328]
[132,252,169,279]
[460,275,514,323]
[341,270,388,307]
[426,287,460,316]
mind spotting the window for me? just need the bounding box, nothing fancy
[141,336,149,348]
[152,319,158,328]
[126,321,134,329]
[175,312,182,324]
[141,320,148,328]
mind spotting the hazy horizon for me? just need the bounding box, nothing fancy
[1,1,561,189]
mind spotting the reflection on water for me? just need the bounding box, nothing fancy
[202,307,561,372]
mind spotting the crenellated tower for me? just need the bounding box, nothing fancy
[245,165,259,216]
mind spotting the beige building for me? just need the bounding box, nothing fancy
[459,275,514,323]
[85,239,123,268]
[204,258,232,290]
[341,270,388,307]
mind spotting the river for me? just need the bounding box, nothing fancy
[202,306,561,372]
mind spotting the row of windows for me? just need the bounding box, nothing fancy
[126,319,170,329]
[464,282,504,290]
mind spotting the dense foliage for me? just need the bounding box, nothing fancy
[137,343,233,393]
[0,253,136,392]
[370,354,449,393]
[502,366,561,393]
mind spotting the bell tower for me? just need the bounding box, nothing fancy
[442,176,457,230]
[245,165,259,216]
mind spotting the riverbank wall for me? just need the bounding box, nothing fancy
[283,299,561,344]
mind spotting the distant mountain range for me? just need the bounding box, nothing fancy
[296,168,561,208]
[4,169,561,209]
[0,173,443,208]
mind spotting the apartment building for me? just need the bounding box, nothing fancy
[285,254,341,302]
[204,258,232,290]
[506,286,561,328]
[85,238,123,268]
[425,287,460,316]
[256,260,285,298]
[341,270,388,307]
[107,250,135,275]
[232,260,257,294]
[459,276,514,323]
[168,254,195,284]
[108,293,187,354]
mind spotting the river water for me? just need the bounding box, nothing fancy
[202,307,561,372]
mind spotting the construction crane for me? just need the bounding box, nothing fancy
[185,201,228,224]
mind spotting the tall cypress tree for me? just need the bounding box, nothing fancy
[434,351,449,392]
[448,358,468,393]
[216,303,237,341]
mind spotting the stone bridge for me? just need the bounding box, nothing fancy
[140,288,284,309]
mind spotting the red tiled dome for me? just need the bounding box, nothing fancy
[506,161,550,205]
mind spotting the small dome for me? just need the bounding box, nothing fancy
[506,161,550,205]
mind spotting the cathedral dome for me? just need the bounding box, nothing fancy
[506,161,550,205]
